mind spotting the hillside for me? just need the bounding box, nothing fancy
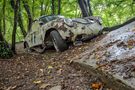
[1,20,135,90]
[0,34,108,90]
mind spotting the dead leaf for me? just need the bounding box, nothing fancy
[33,80,42,84]
[91,82,103,90]
[40,83,50,89]
[57,69,62,75]
[7,86,17,90]
[48,66,53,69]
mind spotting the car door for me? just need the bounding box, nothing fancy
[29,20,43,47]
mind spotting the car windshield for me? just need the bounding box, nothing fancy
[39,15,58,23]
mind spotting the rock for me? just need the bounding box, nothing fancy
[73,21,135,90]
[49,85,62,90]
[40,83,50,89]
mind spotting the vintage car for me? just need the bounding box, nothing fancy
[24,15,103,53]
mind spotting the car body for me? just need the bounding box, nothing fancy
[24,15,103,52]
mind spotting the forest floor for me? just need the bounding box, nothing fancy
[0,34,112,90]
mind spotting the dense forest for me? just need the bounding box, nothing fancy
[0,0,135,90]
[0,0,135,43]
[0,0,134,56]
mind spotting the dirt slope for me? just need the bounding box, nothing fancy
[73,21,135,90]
[0,34,109,90]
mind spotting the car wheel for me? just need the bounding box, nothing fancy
[50,30,68,52]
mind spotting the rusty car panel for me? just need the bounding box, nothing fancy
[24,15,103,50]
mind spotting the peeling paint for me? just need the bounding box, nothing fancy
[24,15,103,48]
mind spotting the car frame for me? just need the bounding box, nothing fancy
[24,15,103,52]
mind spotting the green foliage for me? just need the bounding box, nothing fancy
[91,0,135,27]
[0,0,135,43]
[0,41,13,59]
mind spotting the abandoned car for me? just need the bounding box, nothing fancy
[24,15,103,53]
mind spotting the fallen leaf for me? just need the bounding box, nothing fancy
[49,85,62,90]
[7,86,17,90]
[40,83,50,89]
[33,80,42,84]
[57,69,62,75]
[48,66,53,69]
[91,82,103,90]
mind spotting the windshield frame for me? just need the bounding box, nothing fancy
[38,15,58,23]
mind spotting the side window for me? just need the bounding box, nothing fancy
[47,16,57,21]
[39,17,48,23]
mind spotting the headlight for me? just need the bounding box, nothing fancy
[64,19,74,27]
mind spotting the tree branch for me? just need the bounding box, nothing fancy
[103,17,135,31]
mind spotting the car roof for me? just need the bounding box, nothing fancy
[38,15,54,19]
[38,15,64,20]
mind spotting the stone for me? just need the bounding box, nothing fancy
[49,85,62,90]
[73,21,135,90]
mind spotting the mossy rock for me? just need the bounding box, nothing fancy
[0,41,13,59]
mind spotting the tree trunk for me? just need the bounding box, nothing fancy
[22,0,33,31]
[18,1,27,37]
[51,0,55,15]
[2,0,6,35]
[78,0,93,17]
[18,12,27,37]
[58,0,61,15]
[0,31,4,41]
[10,0,26,38]
[103,17,135,31]
[87,0,93,16]
[0,20,4,41]
[11,0,20,53]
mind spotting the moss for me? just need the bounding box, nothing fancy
[0,41,13,59]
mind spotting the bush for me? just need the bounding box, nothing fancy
[0,41,13,59]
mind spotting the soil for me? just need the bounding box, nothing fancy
[0,34,110,90]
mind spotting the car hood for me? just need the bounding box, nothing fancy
[72,16,102,24]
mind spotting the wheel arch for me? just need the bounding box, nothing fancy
[44,28,59,41]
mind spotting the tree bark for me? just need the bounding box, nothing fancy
[78,0,93,17]
[2,0,6,35]
[58,0,61,15]
[22,0,33,31]
[18,12,27,37]
[11,0,20,53]
[51,0,55,15]
[87,0,93,16]
[103,17,135,31]
[18,1,27,37]
[0,20,4,41]
[10,0,26,38]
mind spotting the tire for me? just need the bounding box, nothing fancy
[50,30,68,52]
